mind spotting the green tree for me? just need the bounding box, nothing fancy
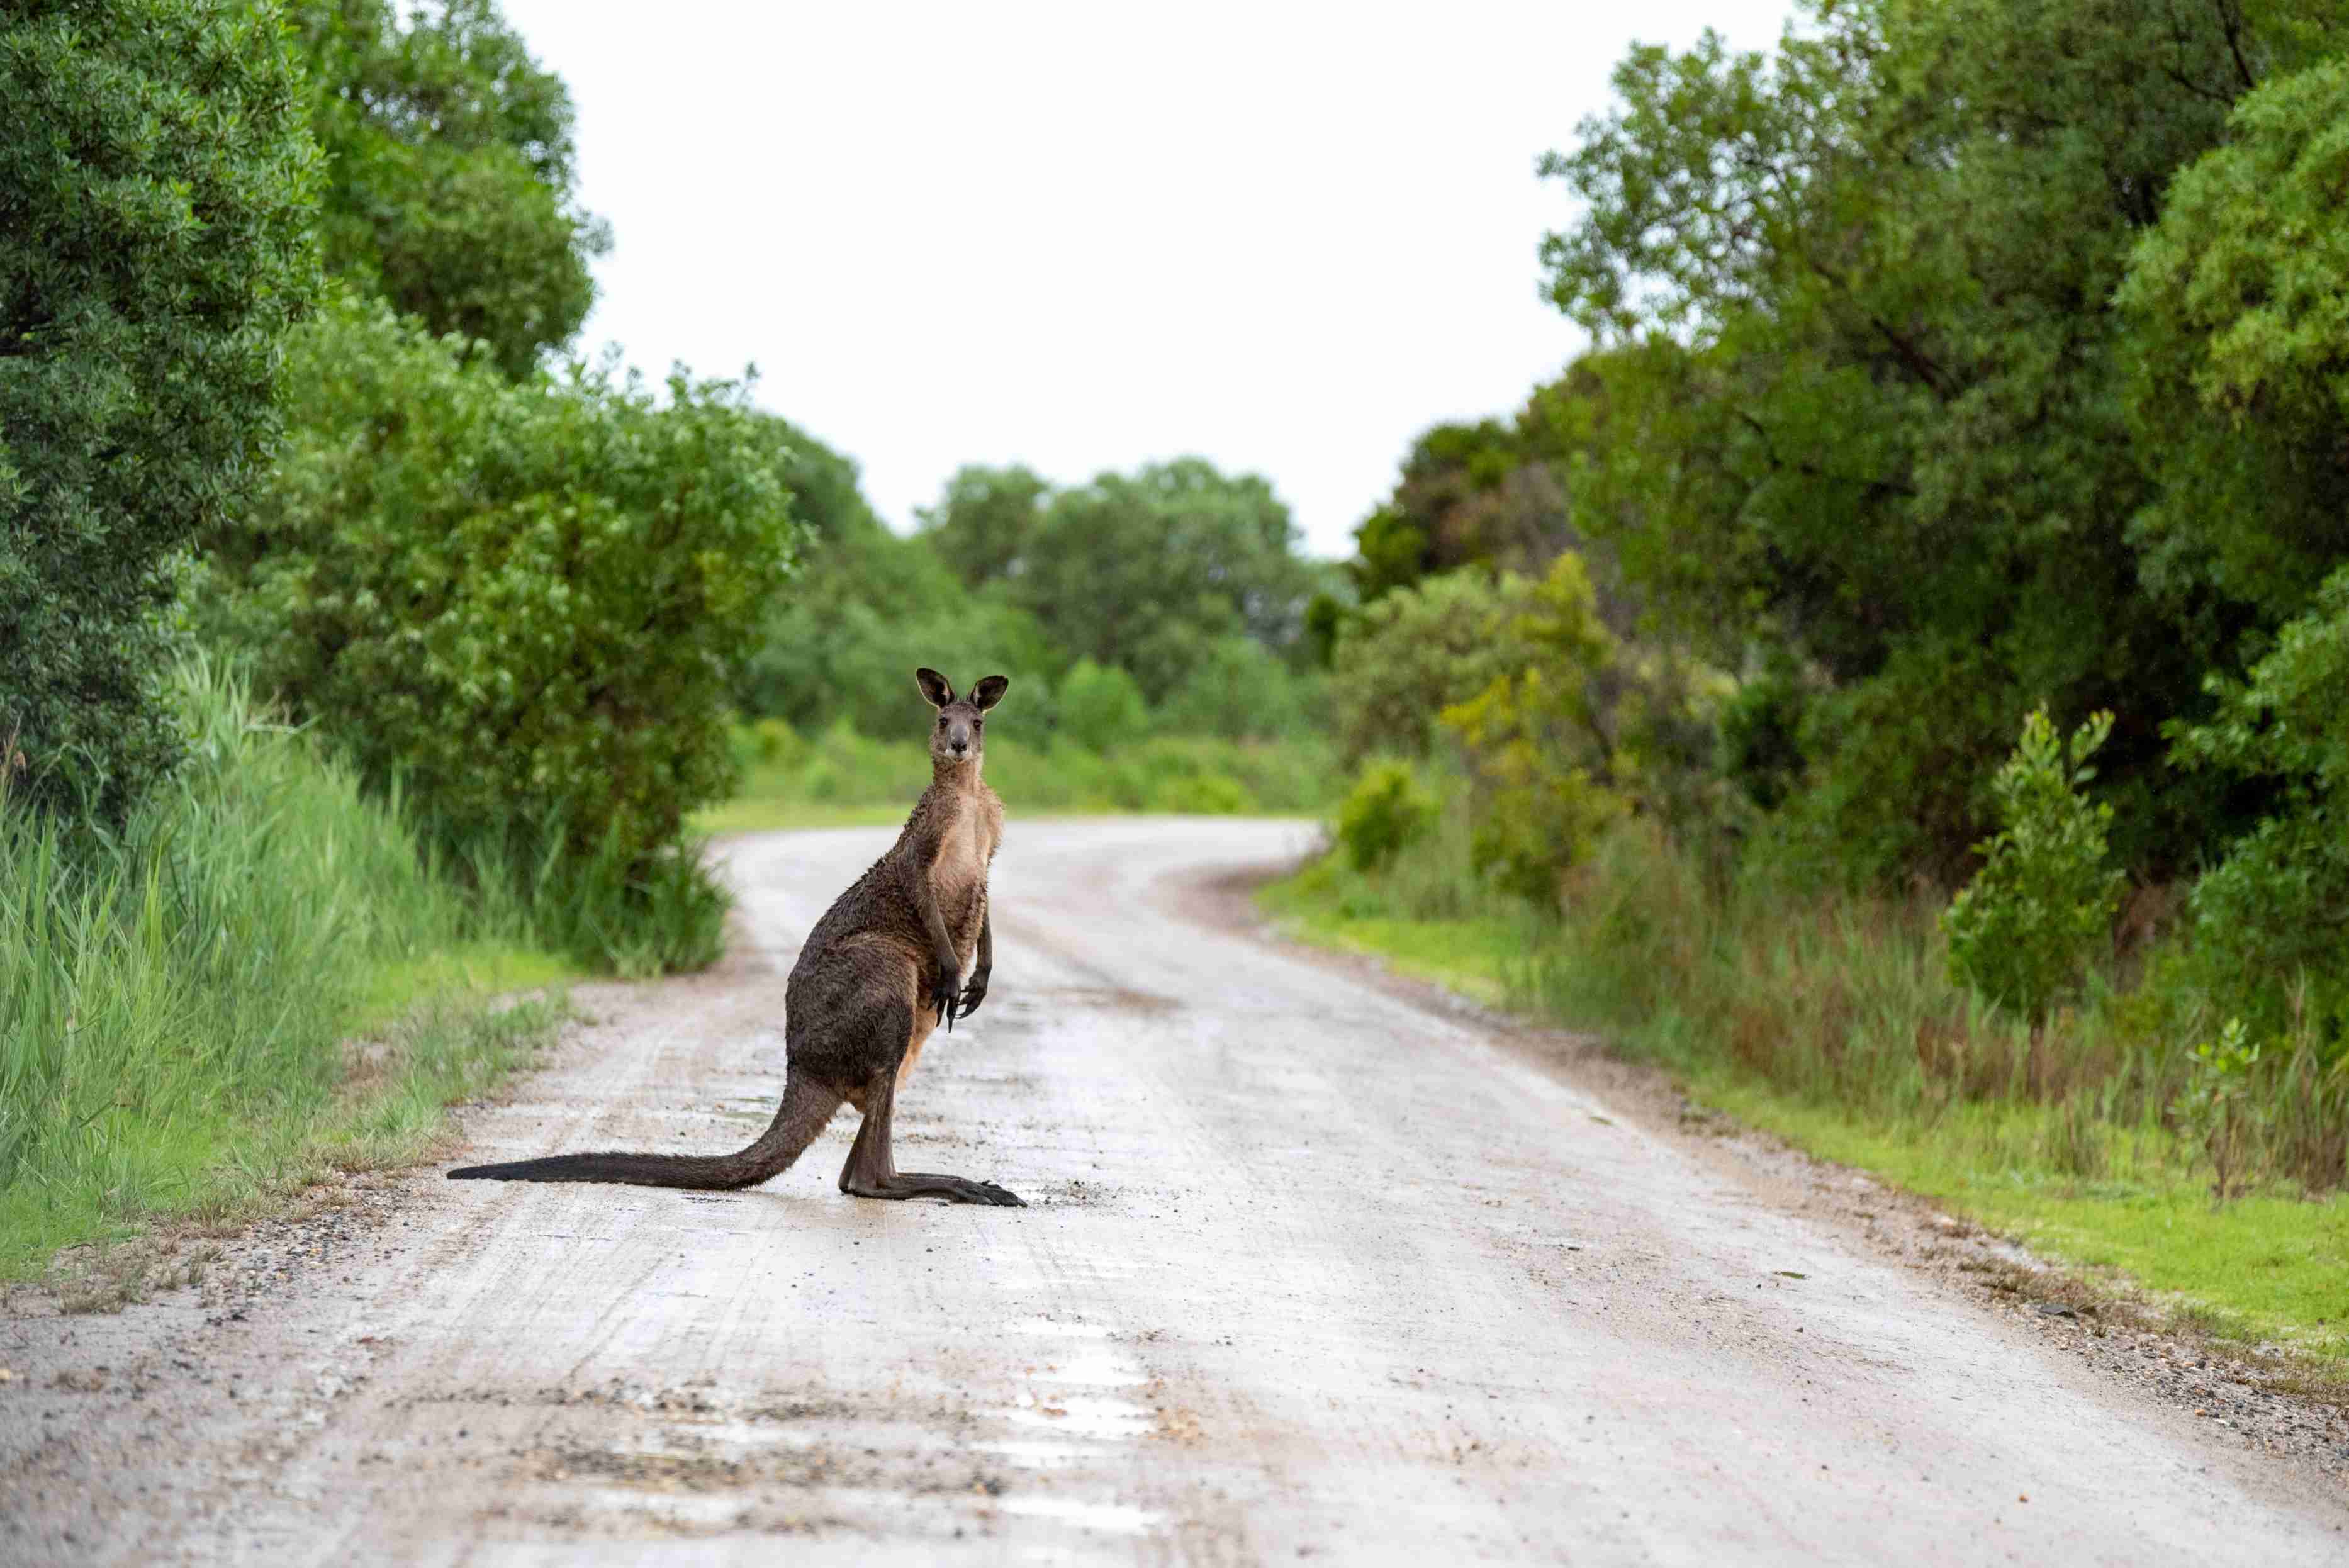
[200,295,795,871]
[1347,406,1596,604]
[1327,357,1646,664]
[0,0,322,821]
[916,464,1051,590]
[2169,566,2349,1038]
[1057,659,1150,754]
[292,0,607,377]
[1160,634,1313,741]
[2119,56,2349,629]
[734,437,1061,739]
[1540,0,2345,883]
[1016,457,1318,697]
[1330,569,1530,764]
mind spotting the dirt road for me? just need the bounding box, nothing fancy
[6,819,2346,1564]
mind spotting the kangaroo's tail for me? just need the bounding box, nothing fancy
[447,1068,843,1190]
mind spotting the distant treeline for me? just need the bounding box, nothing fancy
[733,447,1332,751]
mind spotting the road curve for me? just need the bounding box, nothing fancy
[12,818,2346,1564]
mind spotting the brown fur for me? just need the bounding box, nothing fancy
[449,669,1024,1206]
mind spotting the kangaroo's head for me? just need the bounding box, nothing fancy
[916,668,1009,773]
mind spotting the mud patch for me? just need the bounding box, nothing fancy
[1028,1177,1118,1209]
[520,1438,1004,1496]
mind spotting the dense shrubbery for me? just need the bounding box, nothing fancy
[0,0,321,822]
[1297,0,2349,1200]
[1330,553,1717,902]
[1336,763,1435,873]
[1055,660,1150,754]
[732,445,1065,741]
[0,658,566,1273]
[198,296,796,959]
[2168,567,2349,1042]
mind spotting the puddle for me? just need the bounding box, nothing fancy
[1009,985,1180,1016]
[997,1495,1163,1533]
[1031,1342,1150,1390]
[1001,1394,1153,1440]
[973,1438,1097,1467]
[979,1316,1165,1538]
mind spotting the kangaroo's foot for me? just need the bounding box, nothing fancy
[842,1171,1026,1206]
[836,1065,1026,1207]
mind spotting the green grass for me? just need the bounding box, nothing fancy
[1696,1083,2349,1359]
[707,719,1336,833]
[1259,820,2349,1368]
[693,797,919,836]
[1256,859,1518,1003]
[0,656,581,1282]
[353,943,574,1029]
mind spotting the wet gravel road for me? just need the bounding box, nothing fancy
[4,818,2345,1564]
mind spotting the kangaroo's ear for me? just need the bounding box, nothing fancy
[915,667,955,708]
[971,674,1010,712]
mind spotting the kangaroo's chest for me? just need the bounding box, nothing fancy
[933,796,1000,949]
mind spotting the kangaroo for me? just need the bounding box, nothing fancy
[448,668,1024,1206]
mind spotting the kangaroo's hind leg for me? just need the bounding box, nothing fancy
[835,1005,1024,1207]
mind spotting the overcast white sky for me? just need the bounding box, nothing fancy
[498,2,1794,557]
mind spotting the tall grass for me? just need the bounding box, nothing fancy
[1510,823,2349,1193]
[1287,760,2349,1196]
[0,655,569,1277]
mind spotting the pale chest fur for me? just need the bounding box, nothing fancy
[930,787,1002,958]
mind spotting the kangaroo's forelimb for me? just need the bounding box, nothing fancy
[910,858,963,1033]
[958,905,992,1019]
[447,1067,843,1189]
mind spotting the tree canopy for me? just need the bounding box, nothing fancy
[291,0,607,377]
[0,0,322,820]
[1533,0,2349,882]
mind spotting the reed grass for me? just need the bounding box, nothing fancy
[0,654,572,1279]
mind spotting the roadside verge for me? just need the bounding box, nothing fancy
[1236,855,2349,1474]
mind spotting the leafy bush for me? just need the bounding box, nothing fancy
[1331,570,1527,763]
[199,296,796,957]
[1942,708,2125,1026]
[1058,659,1151,753]
[2169,565,2349,1038]
[735,717,808,770]
[2177,1019,2266,1205]
[1152,771,1252,815]
[1337,763,1438,872]
[1439,555,1627,904]
[0,0,322,820]
[2120,56,2349,625]
[1160,635,1315,741]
